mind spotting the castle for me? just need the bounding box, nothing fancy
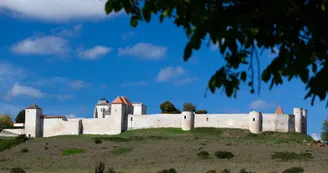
[0,96,308,138]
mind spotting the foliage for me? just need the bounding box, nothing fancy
[220,169,230,173]
[105,0,328,106]
[282,167,304,173]
[94,139,102,144]
[0,114,13,128]
[160,101,181,114]
[111,147,132,154]
[196,110,208,114]
[62,148,85,156]
[20,148,28,153]
[214,151,234,159]
[157,168,177,173]
[271,151,313,161]
[238,169,255,173]
[9,168,26,173]
[197,150,210,159]
[321,117,328,142]
[182,102,196,112]
[0,134,28,152]
[94,161,116,173]
[15,110,25,124]
[206,170,216,173]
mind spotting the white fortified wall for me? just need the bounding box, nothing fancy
[127,114,182,130]
[0,128,25,137]
[43,118,81,137]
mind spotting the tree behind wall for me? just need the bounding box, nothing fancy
[0,114,13,128]
[15,109,25,123]
[160,101,181,114]
[183,102,197,112]
[321,117,328,143]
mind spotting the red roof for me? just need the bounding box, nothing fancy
[111,96,133,105]
[275,105,284,114]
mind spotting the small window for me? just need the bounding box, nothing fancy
[28,134,31,137]
[184,116,186,119]
[253,118,255,121]
[130,117,133,121]
[206,118,209,121]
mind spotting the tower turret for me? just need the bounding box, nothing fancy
[25,103,43,138]
[248,111,263,133]
[294,107,303,133]
[181,111,195,131]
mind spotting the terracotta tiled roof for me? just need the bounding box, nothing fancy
[275,105,284,114]
[112,96,125,104]
[121,96,133,106]
[111,96,133,105]
[26,103,42,110]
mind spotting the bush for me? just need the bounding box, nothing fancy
[282,167,304,173]
[44,146,49,150]
[94,161,116,173]
[214,151,234,159]
[94,139,102,144]
[271,152,312,161]
[197,151,210,159]
[220,169,230,173]
[157,168,177,173]
[0,135,28,152]
[239,169,255,173]
[10,168,25,173]
[196,110,208,114]
[207,170,217,173]
[20,148,28,153]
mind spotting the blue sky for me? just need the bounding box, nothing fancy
[0,0,326,140]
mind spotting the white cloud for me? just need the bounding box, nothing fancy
[0,103,22,116]
[310,133,321,141]
[65,114,77,119]
[68,80,91,89]
[173,77,198,85]
[8,83,46,98]
[118,42,168,60]
[0,61,25,84]
[156,66,186,82]
[11,36,69,56]
[122,32,135,41]
[0,0,125,22]
[77,46,112,60]
[120,81,148,87]
[52,24,83,38]
[248,99,275,110]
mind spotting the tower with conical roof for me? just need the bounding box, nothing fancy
[25,103,43,138]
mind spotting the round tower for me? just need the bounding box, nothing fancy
[248,111,263,133]
[294,108,303,133]
[302,109,307,134]
[181,111,195,131]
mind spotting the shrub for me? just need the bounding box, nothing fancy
[196,110,208,114]
[94,139,102,144]
[10,168,26,173]
[239,169,255,173]
[271,152,312,161]
[220,169,231,173]
[62,148,85,156]
[157,168,177,173]
[282,167,304,173]
[44,146,49,150]
[94,161,116,173]
[207,170,217,173]
[197,151,210,159]
[0,135,28,152]
[20,148,28,153]
[214,151,234,159]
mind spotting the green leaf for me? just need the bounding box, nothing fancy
[162,8,171,17]
[184,42,192,61]
[112,0,122,12]
[130,16,138,28]
[142,7,151,22]
[104,1,113,14]
[241,71,247,82]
